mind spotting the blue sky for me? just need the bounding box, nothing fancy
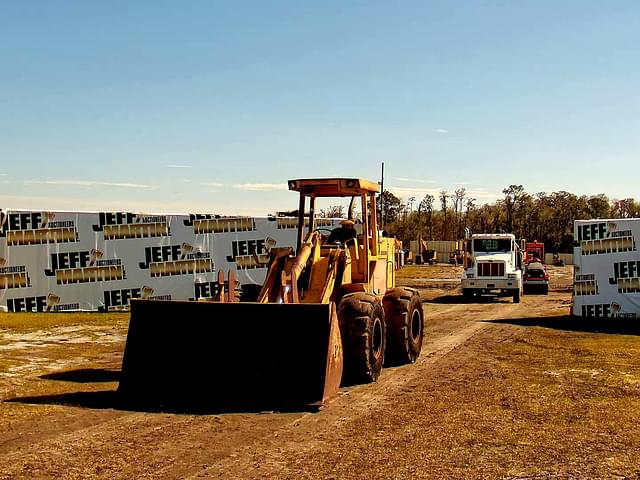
[1,1,638,215]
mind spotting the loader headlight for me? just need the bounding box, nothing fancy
[288,180,297,190]
[466,274,474,278]
[508,273,517,279]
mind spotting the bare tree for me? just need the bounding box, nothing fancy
[419,194,435,240]
[319,205,345,218]
[439,190,449,240]
[502,184,525,235]
[613,198,640,218]
[587,194,611,219]
[380,190,402,224]
[464,197,476,234]
[384,184,636,254]
[451,188,467,239]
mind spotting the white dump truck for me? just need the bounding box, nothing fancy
[461,233,523,303]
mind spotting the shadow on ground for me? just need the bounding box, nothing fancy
[5,368,320,415]
[40,368,120,383]
[428,294,512,304]
[486,315,640,336]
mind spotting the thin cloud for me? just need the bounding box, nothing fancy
[233,183,288,191]
[200,181,225,187]
[394,177,436,184]
[24,180,154,189]
[197,181,288,192]
[466,190,501,201]
[389,186,440,196]
[435,129,449,134]
[167,164,192,168]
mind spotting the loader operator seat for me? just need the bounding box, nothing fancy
[327,219,357,246]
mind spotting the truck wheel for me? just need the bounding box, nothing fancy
[337,292,386,386]
[382,288,424,366]
[513,288,521,303]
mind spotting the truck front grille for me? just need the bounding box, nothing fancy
[477,262,505,277]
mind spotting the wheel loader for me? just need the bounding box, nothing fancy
[118,178,424,408]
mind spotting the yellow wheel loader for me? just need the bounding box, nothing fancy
[118,178,424,409]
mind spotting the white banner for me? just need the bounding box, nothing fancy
[0,210,338,312]
[573,218,640,318]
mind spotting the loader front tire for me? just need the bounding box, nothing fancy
[337,293,386,386]
[382,288,424,366]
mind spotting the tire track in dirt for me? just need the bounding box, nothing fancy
[0,299,528,479]
[186,301,527,480]
[0,406,303,479]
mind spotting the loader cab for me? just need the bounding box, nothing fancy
[288,178,386,291]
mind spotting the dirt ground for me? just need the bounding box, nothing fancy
[2,264,640,479]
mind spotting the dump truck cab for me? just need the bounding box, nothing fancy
[461,233,523,302]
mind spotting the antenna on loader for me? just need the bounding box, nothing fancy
[379,162,385,228]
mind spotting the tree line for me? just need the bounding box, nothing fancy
[379,186,640,253]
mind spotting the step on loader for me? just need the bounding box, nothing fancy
[118,178,425,409]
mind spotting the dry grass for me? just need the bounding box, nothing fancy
[0,311,128,421]
[384,264,640,477]
[0,311,127,377]
[2,265,640,478]
[456,324,640,478]
[291,323,640,479]
[0,311,128,332]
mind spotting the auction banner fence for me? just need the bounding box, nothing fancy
[573,218,640,318]
[0,209,338,312]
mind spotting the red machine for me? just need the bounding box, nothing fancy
[523,241,549,294]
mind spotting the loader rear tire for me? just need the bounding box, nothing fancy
[382,288,424,365]
[337,292,386,386]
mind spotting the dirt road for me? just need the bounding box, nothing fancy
[2,265,640,479]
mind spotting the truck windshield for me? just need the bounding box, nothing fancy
[473,238,512,253]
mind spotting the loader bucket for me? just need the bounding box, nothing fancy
[117,299,343,410]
